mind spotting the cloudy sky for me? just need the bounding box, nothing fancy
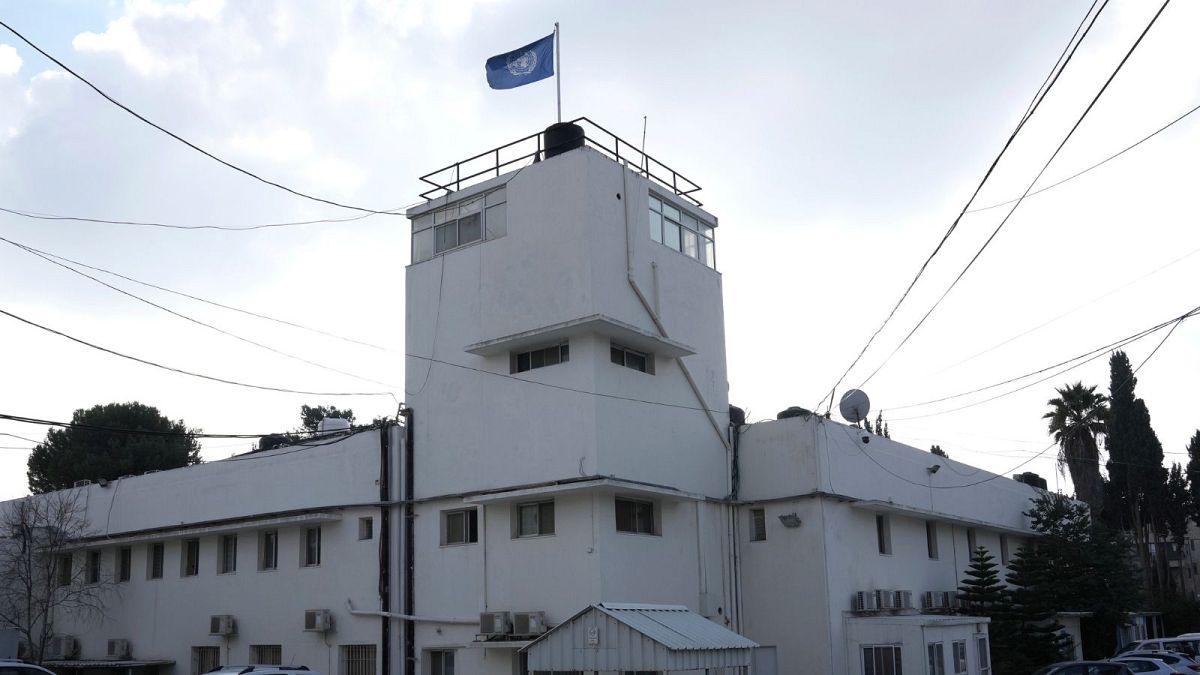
[1,0,1197,500]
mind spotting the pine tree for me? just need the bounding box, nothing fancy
[958,546,1005,613]
[1006,545,1073,672]
[931,445,948,458]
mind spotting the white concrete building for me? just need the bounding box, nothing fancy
[1,120,1064,675]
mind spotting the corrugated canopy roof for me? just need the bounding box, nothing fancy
[593,603,757,651]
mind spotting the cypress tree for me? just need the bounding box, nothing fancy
[1187,431,1200,529]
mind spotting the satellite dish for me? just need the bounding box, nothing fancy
[839,389,871,424]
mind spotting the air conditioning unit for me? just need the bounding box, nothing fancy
[923,591,947,610]
[512,611,547,636]
[106,639,131,660]
[73,480,92,488]
[479,611,512,636]
[877,589,898,610]
[304,609,333,632]
[853,590,879,612]
[209,615,236,636]
[943,591,961,610]
[46,635,78,660]
[895,590,914,610]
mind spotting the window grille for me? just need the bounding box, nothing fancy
[750,508,767,542]
[250,644,282,665]
[340,645,376,675]
[191,646,220,675]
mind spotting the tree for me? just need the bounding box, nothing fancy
[26,402,201,494]
[931,445,949,459]
[958,546,1004,614]
[1104,351,1168,590]
[299,405,355,432]
[1043,382,1108,515]
[0,492,113,664]
[1164,464,1190,549]
[1188,431,1200,529]
[1005,545,1073,671]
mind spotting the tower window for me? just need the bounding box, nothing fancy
[611,343,653,374]
[511,343,569,373]
[649,194,716,269]
[411,188,507,263]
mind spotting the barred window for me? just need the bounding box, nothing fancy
[191,646,220,675]
[250,644,282,665]
[340,644,376,675]
[750,508,767,542]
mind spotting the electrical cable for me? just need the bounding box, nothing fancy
[888,308,1196,422]
[0,19,399,216]
[0,306,395,398]
[888,303,1199,413]
[0,203,413,231]
[931,243,1200,376]
[0,431,42,445]
[966,101,1200,214]
[856,0,1173,391]
[1,239,395,352]
[813,0,1109,413]
[0,236,400,389]
[0,411,319,439]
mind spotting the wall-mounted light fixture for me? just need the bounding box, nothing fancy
[927,465,941,474]
[778,513,802,528]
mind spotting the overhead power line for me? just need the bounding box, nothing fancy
[966,100,1200,213]
[0,19,399,216]
[887,303,1198,421]
[2,238,395,352]
[0,203,411,231]
[0,236,400,389]
[0,306,395,398]
[856,0,1173,390]
[813,0,1109,413]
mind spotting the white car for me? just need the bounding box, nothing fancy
[0,660,57,675]
[1117,640,1200,659]
[1118,651,1200,674]
[1112,657,1182,674]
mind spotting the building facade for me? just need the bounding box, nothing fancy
[1,123,1062,675]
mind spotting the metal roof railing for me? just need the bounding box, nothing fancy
[418,117,704,207]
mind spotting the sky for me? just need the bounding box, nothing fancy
[1,0,1198,500]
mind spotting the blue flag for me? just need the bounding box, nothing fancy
[485,33,555,90]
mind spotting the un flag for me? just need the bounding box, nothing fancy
[485,33,555,90]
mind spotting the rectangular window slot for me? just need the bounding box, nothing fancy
[512,343,569,374]
[219,534,237,574]
[515,500,555,538]
[441,508,479,546]
[303,527,322,567]
[615,498,657,535]
[649,193,716,269]
[611,343,653,374]
[182,538,200,577]
[750,508,767,542]
[358,517,374,541]
[118,546,132,583]
[876,514,892,556]
[148,543,164,580]
[926,521,939,560]
[259,530,278,571]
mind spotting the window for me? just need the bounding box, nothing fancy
[512,343,569,373]
[515,501,555,538]
[648,194,717,269]
[427,649,454,675]
[250,644,282,665]
[926,643,945,675]
[926,521,939,560]
[750,508,767,542]
[86,550,101,583]
[967,528,978,554]
[999,535,1010,566]
[359,517,374,541]
[259,530,278,571]
[303,527,322,566]
[441,508,479,546]
[615,498,657,535]
[976,635,990,675]
[56,553,72,587]
[148,543,164,579]
[950,641,966,674]
[411,189,507,264]
[182,538,200,577]
[863,645,902,675]
[219,534,237,574]
[191,646,220,675]
[610,343,653,374]
[341,645,376,675]
[876,514,892,555]
[117,546,132,583]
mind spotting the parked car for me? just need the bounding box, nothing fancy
[1112,657,1183,674]
[0,660,57,675]
[1032,662,1135,675]
[208,667,319,675]
[1117,640,1200,659]
[1117,651,1200,674]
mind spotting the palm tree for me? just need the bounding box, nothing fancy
[1043,383,1109,514]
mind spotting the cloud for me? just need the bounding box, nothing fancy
[229,127,315,163]
[0,44,21,76]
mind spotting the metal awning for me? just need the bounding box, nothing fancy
[522,603,757,672]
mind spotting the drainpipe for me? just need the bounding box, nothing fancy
[346,600,476,626]
[618,162,730,453]
[399,408,416,675]
[378,423,392,675]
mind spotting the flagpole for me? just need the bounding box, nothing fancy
[554,22,561,123]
